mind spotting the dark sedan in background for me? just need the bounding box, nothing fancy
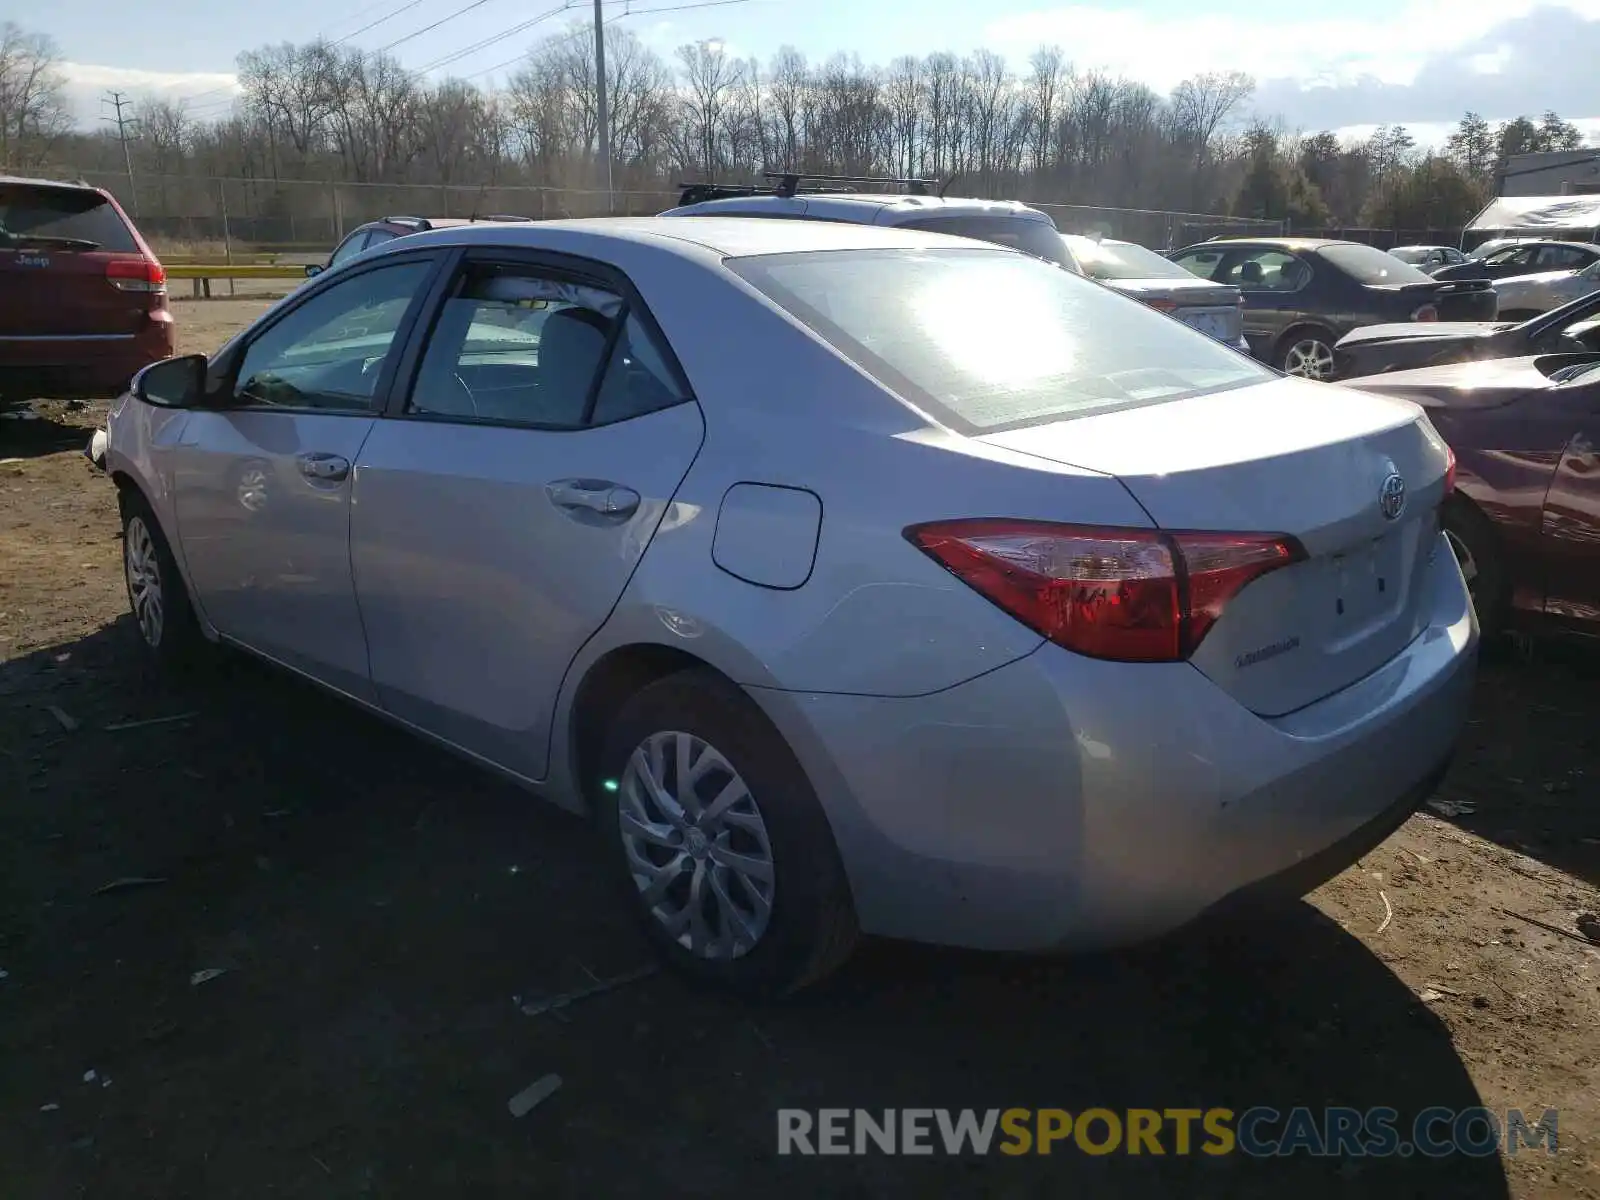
[1433,239,1600,282]
[1169,237,1498,379]
[1333,288,1600,380]
[1061,233,1248,350]
[1346,352,1600,639]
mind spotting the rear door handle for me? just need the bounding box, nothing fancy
[297,453,350,482]
[546,478,641,518]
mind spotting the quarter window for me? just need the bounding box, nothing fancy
[232,260,432,413]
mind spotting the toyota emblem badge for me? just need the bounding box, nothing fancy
[1379,471,1406,521]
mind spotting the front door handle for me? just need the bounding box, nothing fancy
[546,478,641,518]
[297,453,350,482]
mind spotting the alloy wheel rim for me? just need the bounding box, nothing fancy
[1284,339,1335,380]
[124,516,165,647]
[616,730,775,960]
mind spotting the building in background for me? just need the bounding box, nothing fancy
[1497,151,1600,197]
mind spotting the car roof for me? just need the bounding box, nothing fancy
[388,214,1022,259]
[0,173,106,196]
[1391,244,1454,251]
[664,192,1055,225]
[1179,237,1354,253]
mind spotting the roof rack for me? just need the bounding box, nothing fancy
[382,215,432,230]
[675,170,943,208]
[763,170,939,198]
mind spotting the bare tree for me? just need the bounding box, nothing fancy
[0,22,71,168]
[676,40,742,179]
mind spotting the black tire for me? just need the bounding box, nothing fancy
[1441,497,1509,640]
[119,488,206,667]
[1274,326,1338,380]
[595,669,859,998]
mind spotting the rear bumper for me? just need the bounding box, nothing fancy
[0,320,174,400]
[752,534,1478,952]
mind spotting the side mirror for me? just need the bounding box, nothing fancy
[133,354,207,409]
[304,263,324,278]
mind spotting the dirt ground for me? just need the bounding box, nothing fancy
[1,295,1598,1198]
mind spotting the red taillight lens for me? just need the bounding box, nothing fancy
[1144,298,1178,313]
[1411,304,1439,322]
[1443,445,1457,496]
[107,258,166,293]
[906,520,1305,663]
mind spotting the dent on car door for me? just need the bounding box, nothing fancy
[168,255,438,698]
[350,255,705,780]
[1540,391,1600,629]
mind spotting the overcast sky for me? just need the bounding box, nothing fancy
[36,0,1600,145]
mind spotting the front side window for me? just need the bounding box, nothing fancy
[409,266,687,428]
[232,260,432,412]
[728,247,1271,434]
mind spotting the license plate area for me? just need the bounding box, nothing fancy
[1177,308,1233,341]
[1328,530,1406,629]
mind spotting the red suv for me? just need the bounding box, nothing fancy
[0,175,174,405]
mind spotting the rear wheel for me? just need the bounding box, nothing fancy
[1275,328,1337,380]
[595,670,858,997]
[1441,499,1508,639]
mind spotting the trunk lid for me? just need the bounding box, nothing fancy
[0,182,153,338]
[1108,277,1244,343]
[1369,277,1497,320]
[980,376,1451,716]
[1337,320,1508,348]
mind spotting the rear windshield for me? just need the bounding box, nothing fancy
[727,248,1271,434]
[1063,235,1193,281]
[895,215,1078,271]
[0,185,139,252]
[1388,247,1430,264]
[1318,243,1433,285]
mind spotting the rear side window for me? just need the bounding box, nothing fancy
[728,247,1270,434]
[896,215,1078,271]
[1319,243,1433,285]
[0,185,139,252]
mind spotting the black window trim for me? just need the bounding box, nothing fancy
[383,245,697,433]
[208,247,450,420]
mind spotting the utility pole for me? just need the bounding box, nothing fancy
[592,0,612,213]
[102,91,139,214]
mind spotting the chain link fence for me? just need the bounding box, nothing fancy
[59,170,1284,257]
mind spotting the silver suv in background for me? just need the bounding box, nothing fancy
[663,173,1082,273]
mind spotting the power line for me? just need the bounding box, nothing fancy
[336,0,426,44]
[413,0,579,73]
[375,0,515,54]
[451,0,754,80]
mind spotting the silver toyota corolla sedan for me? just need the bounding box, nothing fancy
[103,217,1478,995]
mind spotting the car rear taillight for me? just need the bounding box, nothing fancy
[905,520,1306,662]
[107,259,166,293]
[1443,445,1457,496]
[1145,298,1178,313]
[1410,304,1439,322]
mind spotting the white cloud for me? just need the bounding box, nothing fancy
[984,0,1600,92]
[60,62,240,127]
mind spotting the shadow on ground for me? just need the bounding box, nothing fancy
[0,407,95,461]
[1436,638,1600,888]
[0,624,1514,1197]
